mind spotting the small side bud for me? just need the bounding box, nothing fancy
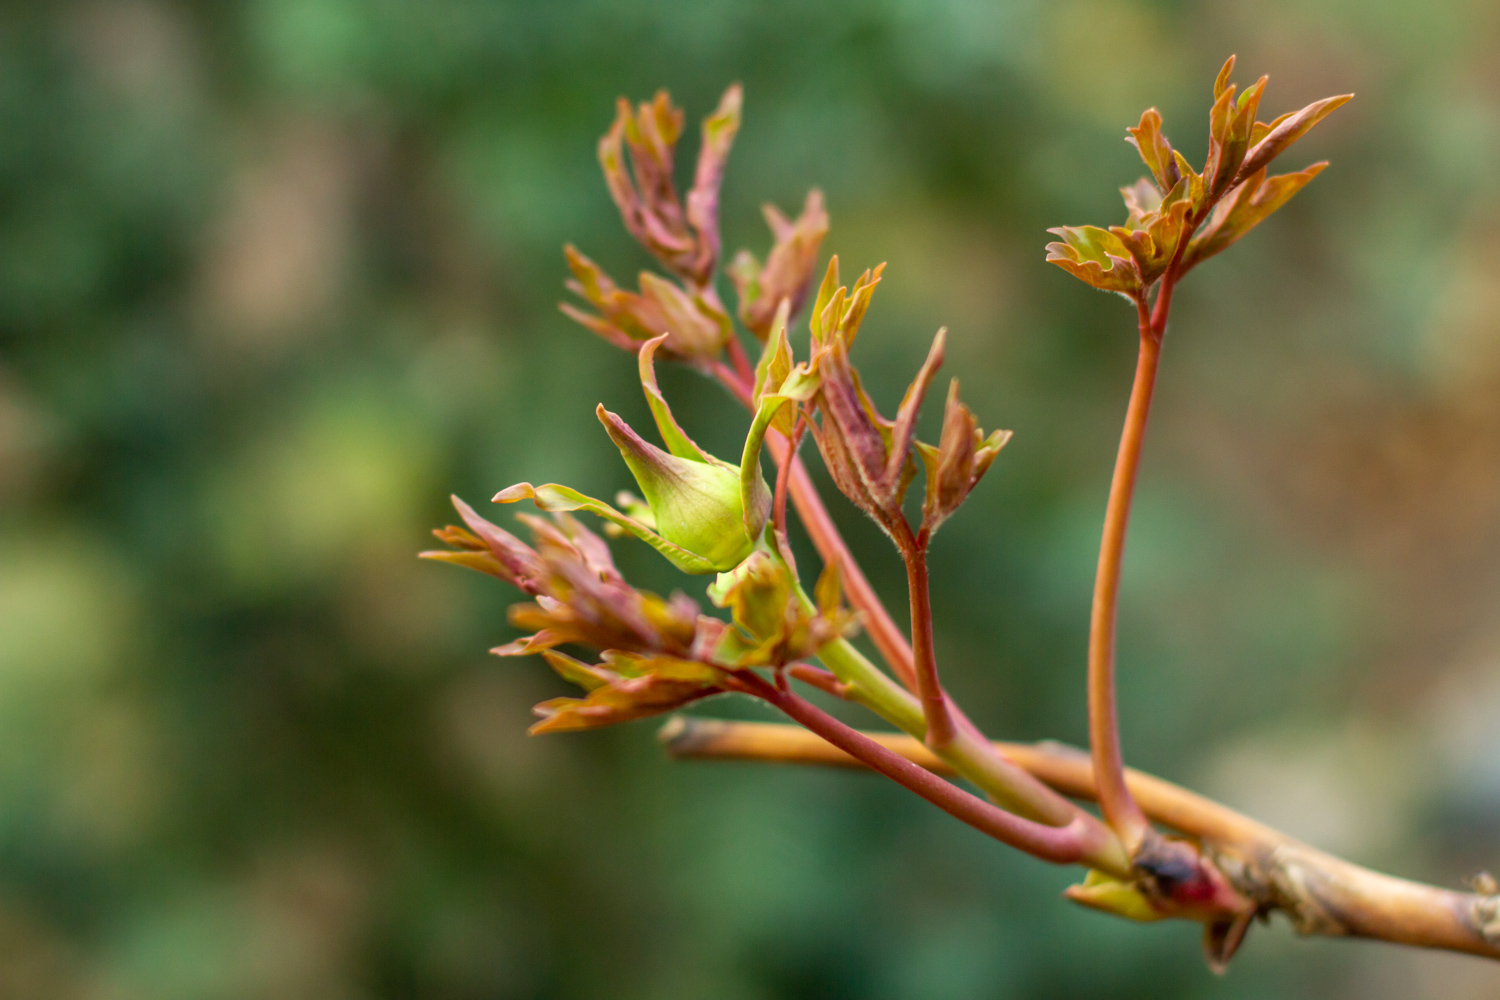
[729,190,830,340]
[1064,869,1165,923]
[706,551,856,667]
[918,380,1011,537]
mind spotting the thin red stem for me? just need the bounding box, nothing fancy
[1086,214,1204,856]
[726,334,756,386]
[1148,261,1181,337]
[713,340,1087,822]
[710,359,919,688]
[899,527,955,748]
[712,361,755,407]
[786,662,843,696]
[710,361,919,680]
[746,676,1095,864]
[712,359,910,661]
[1087,297,1162,854]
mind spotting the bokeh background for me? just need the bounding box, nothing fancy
[2,0,1499,996]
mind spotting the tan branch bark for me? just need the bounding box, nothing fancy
[659,716,1500,961]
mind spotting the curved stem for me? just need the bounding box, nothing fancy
[775,438,992,742]
[1088,302,1161,853]
[812,633,1109,852]
[748,679,1107,867]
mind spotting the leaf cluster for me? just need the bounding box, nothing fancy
[1046,57,1350,303]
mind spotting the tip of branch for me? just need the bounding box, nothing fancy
[659,714,726,754]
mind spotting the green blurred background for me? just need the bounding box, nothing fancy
[1,0,1499,996]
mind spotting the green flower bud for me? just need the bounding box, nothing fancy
[597,403,766,572]
[496,335,771,575]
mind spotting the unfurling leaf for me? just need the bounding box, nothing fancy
[808,324,936,538]
[1046,58,1349,301]
[684,85,742,282]
[751,300,796,435]
[425,502,741,736]
[1125,109,1180,194]
[917,380,1010,536]
[1111,178,1192,287]
[529,651,727,734]
[729,190,830,340]
[810,257,885,346]
[599,85,742,286]
[421,494,547,591]
[560,246,730,368]
[1182,162,1327,272]
[1203,71,1266,201]
[495,480,721,576]
[1044,226,1141,298]
[424,499,707,656]
[1235,92,1353,185]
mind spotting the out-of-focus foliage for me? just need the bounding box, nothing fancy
[1,1,1499,997]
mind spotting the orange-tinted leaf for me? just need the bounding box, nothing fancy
[1111,179,1191,286]
[1213,55,1236,100]
[1126,109,1179,194]
[1044,226,1141,297]
[1236,94,1352,184]
[684,84,742,282]
[597,87,745,286]
[918,379,1011,536]
[560,245,728,366]
[1183,162,1327,271]
[528,654,725,734]
[730,190,829,340]
[883,328,945,497]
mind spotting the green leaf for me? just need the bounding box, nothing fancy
[494,481,720,575]
[638,334,716,463]
[1213,55,1236,100]
[1044,225,1141,297]
[752,300,795,435]
[542,649,612,692]
[739,389,789,543]
[808,255,840,343]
